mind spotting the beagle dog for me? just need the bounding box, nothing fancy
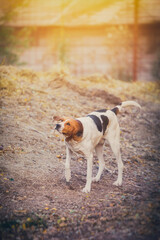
[54,101,141,193]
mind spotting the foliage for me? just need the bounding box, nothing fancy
[0,0,31,65]
[0,0,27,22]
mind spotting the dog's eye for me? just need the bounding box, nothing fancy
[66,122,70,126]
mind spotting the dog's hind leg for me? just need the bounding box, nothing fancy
[92,143,105,182]
[107,125,124,186]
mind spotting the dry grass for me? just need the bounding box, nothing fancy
[77,74,160,103]
[0,65,160,103]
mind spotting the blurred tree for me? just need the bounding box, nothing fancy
[0,0,32,65]
[152,51,160,80]
[105,25,133,81]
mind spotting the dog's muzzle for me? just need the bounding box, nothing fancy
[55,124,61,131]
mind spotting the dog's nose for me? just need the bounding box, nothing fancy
[55,124,61,130]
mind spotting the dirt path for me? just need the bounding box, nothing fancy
[0,67,160,239]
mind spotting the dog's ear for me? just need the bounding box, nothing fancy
[53,116,67,122]
[53,116,64,122]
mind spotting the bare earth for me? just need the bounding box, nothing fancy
[0,67,160,240]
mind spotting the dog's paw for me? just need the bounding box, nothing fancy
[65,169,71,182]
[82,186,91,193]
[113,179,122,186]
[92,176,100,182]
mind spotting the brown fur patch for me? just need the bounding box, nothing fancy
[62,119,83,142]
[111,107,119,115]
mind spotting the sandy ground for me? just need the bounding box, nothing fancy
[0,67,160,239]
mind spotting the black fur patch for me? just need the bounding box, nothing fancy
[76,120,83,137]
[88,115,102,132]
[96,109,107,113]
[76,131,83,137]
[100,115,109,135]
[111,107,119,115]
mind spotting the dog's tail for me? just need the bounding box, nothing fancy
[111,101,141,115]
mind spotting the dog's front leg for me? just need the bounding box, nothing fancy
[65,147,72,182]
[82,153,93,193]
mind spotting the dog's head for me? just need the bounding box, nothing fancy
[53,116,83,141]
